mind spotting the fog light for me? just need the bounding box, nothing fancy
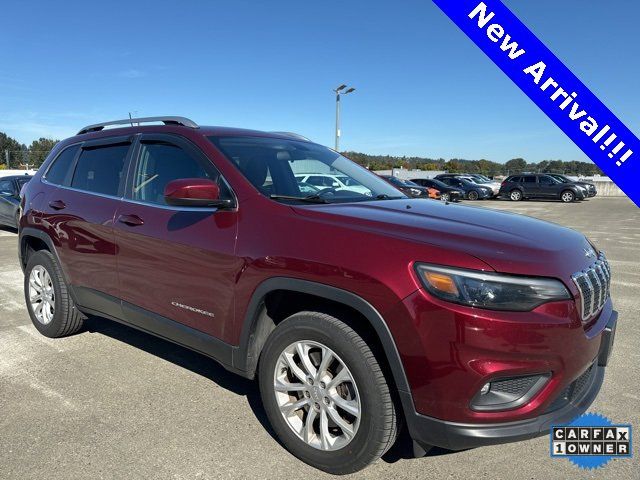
[471,373,551,411]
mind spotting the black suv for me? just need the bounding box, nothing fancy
[435,176,492,200]
[499,174,585,202]
[547,173,597,198]
[410,178,463,202]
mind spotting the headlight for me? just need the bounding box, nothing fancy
[414,263,570,311]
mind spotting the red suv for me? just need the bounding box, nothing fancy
[19,116,617,474]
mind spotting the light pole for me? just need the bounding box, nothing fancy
[334,84,355,151]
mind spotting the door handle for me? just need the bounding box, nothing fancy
[117,214,144,227]
[49,200,66,210]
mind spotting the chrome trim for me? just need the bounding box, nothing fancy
[571,253,611,322]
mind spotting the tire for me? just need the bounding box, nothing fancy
[258,312,398,474]
[440,193,450,202]
[560,190,575,203]
[467,190,479,201]
[509,189,523,201]
[24,250,85,338]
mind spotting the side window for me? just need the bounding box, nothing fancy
[71,144,129,196]
[510,176,521,183]
[0,179,14,195]
[131,141,231,206]
[539,176,554,185]
[45,145,79,185]
[307,176,326,187]
[523,176,536,183]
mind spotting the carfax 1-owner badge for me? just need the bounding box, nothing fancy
[551,413,633,469]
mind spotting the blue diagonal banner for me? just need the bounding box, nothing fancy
[432,0,640,207]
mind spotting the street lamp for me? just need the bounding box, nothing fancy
[334,84,356,151]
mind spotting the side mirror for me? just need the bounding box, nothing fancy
[164,178,233,208]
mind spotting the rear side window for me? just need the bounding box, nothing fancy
[45,145,79,185]
[522,176,536,183]
[509,176,521,183]
[71,144,129,196]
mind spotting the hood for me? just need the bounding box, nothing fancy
[293,199,594,278]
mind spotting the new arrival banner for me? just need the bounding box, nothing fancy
[432,0,640,207]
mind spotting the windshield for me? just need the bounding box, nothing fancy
[209,136,406,203]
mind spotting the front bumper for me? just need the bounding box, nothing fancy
[402,310,617,451]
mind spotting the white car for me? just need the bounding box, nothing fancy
[460,175,500,195]
[295,174,372,196]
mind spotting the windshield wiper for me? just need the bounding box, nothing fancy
[270,194,330,204]
[375,194,405,200]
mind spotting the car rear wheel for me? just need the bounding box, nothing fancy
[440,193,450,202]
[509,189,523,201]
[467,190,479,201]
[24,250,85,338]
[561,190,575,203]
[258,311,398,474]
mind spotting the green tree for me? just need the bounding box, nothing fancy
[0,132,26,168]
[504,158,527,174]
[28,138,59,167]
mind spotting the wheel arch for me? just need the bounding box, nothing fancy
[233,277,412,395]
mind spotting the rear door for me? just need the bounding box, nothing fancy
[521,175,538,196]
[113,133,240,339]
[43,137,133,312]
[0,178,17,224]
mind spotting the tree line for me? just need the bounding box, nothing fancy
[1,131,603,177]
[0,132,57,169]
[343,151,604,177]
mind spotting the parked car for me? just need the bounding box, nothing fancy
[0,174,32,228]
[499,174,585,202]
[294,173,372,196]
[410,178,463,202]
[435,176,493,200]
[547,173,597,197]
[379,175,438,199]
[463,174,501,196]
[19,116,617,474]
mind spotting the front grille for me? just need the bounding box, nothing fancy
[572,253,611,321]
[546,363,596,412]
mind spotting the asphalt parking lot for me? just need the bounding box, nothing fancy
[1,197,638,479]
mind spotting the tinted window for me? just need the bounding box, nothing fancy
[131,141,231,206]
[71,144,129,196]
[46,145,79,185]
[522,176,536,183]
[0,179,14,194]
[510,176,521,183]
[539,175,557,185]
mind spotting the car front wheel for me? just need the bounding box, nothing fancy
[561,190,576,203]
[440,193,450,202]
[259,311,398,474]
[467,190,479,201]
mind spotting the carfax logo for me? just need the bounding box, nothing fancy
[551,413,633,470]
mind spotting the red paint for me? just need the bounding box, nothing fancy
[21,124,612,424]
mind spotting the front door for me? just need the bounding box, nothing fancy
[114,134,240,340]
[0,178,17,225]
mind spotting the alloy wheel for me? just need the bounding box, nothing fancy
[561,191,574,203]
[441,193,449,202]
[273,340,361,451]
[28,265,55,325]
[510,190,522,201]
[468,191,479,200]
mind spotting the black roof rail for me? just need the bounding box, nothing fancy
[77,116,199,135]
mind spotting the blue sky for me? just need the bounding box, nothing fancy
[1,0,638,163]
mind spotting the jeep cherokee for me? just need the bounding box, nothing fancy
[19,116,617,474]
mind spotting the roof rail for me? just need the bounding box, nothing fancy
[271,131,310,141]
[77,116,199,135]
